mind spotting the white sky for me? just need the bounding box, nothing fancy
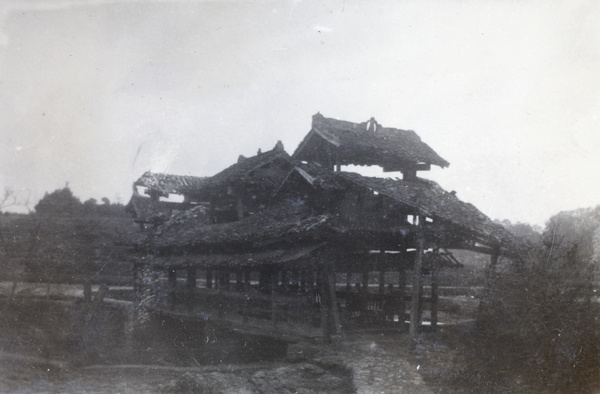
[0,0,598,226]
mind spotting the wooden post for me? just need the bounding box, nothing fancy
[236,270,243,291]
[83,280,92,303]
[346,270,352,292]
[483,246,501,305]
[186,267,196,287]
[486,246,500,283]
[317,269,327,333]
[431,260,439,330]
[243,270,251,293]
[168,267,177,309]
[398,267,407,323]
[132,263,139,295]
[281,269,288,292]
[326,265,342,336]
[271,269,278,325]
[168,267,177,288]
[206,269,213,289]
[362,269,369,294]
[243,270,250,323]
[186,266,196,310]
[409,218,425,339]
[218,270,230,290]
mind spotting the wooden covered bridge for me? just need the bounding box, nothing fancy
[129,113,514,341]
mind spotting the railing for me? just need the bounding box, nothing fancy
[337,290,408,325]
[137,282,325,338]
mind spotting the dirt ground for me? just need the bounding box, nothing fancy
[0,333,446,394]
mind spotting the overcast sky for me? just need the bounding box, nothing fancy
[0,0,598,226]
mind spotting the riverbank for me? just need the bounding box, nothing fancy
[0,288,499,393]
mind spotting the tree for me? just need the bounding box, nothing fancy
[35,186,82,215]
[0,187,40,303]
[474,208,600,392]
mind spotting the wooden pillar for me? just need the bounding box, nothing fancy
[486,246,500,283]
[83,280,92,303]
[242,270,250,323]
[409,219,425,339]
[346,270,352,292]
[186,266,196,309]
[168,267,177,309]
[259,269,270,293]
[398,268,407,294]
[317,269,327,333]
[271,269,278,325]
[326,265,342,336]
[281,269,288,292]
[186,267,196,287]
[132,263,139,295]
[219,270,230,290]
[206,269,213,289]
[362,269,369,294]
[300,270,307,293]
[168,267,177,288]
[431,260,439,330]
[243,270,251,293]
[236,270,243,291]
[483,246,501,305]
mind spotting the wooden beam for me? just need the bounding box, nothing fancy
[382,163,431,173]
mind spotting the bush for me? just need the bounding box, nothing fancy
[475,241,600,392]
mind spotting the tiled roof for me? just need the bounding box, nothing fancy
[143,203,340,253]
[134,172,207,195]
[335,172,513,245]
[293,113,449,169]
[202,141,292,190]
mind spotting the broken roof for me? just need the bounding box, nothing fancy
[293,113,450,169]
[143,203,341,253]
[202,141,292,190]
[134,172,207,195]
[126,194,187,224]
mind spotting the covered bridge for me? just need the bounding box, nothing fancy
[131,114,513,341]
